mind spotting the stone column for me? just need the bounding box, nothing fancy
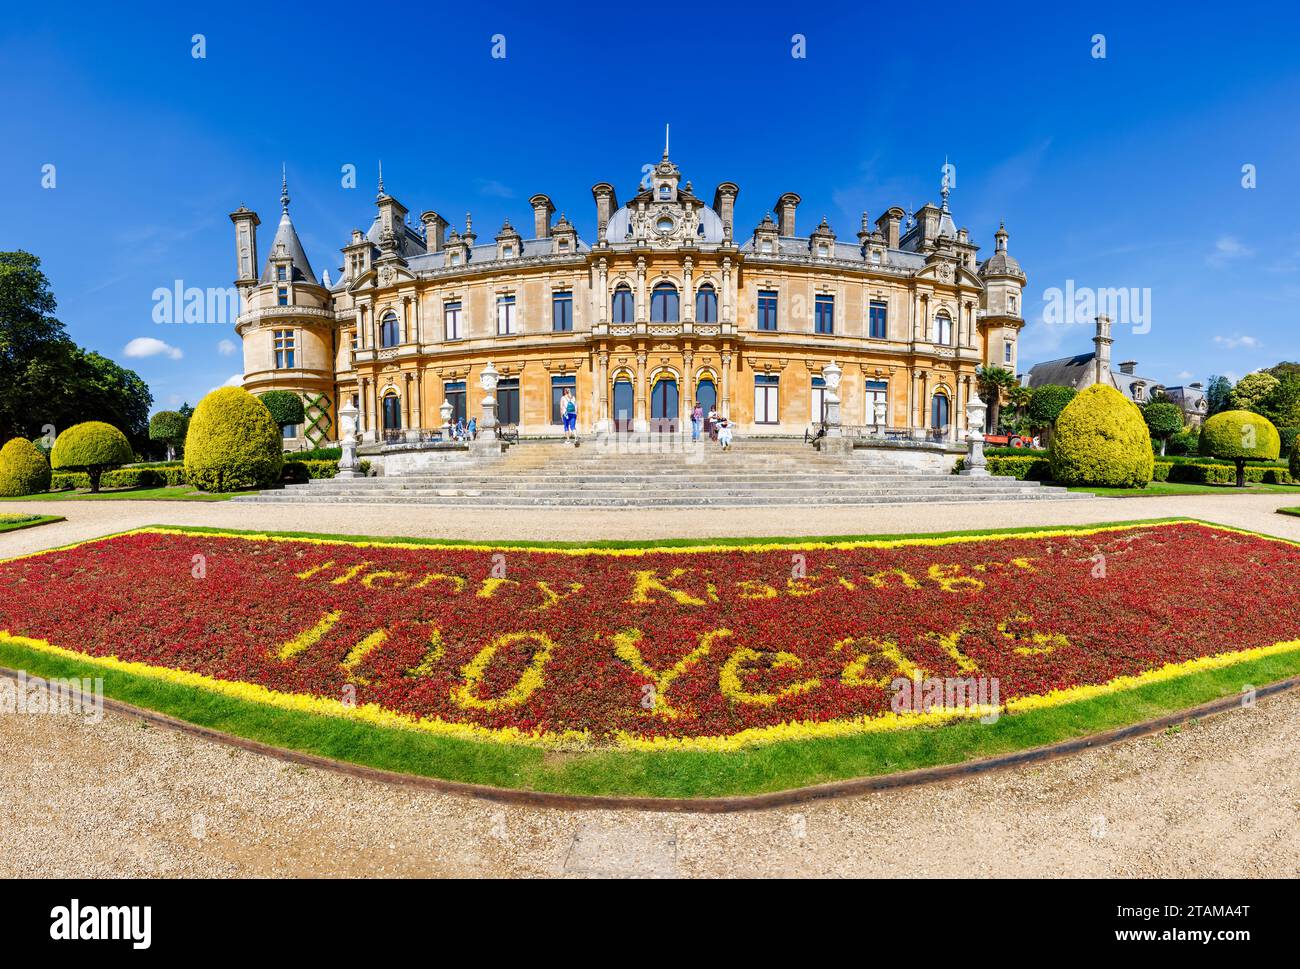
[720,350,732,417]
[682,348,695,414]
[413,369,423,432]
[597,259,608,324]
[721,257,733,324]
[636,258,647,321]
[597,350,610,430]
[634,350,648,432]
[683,257,694,323]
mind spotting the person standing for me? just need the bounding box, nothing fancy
[561,389,578,443]
[691,402,704,442]
[707,407,720,442]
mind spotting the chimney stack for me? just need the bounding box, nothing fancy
[774,192,801,236]
[591,183,617,241]
[876,207,904,249]
[1118,360,1138,376]
[713,182,739,239]
[420,211,448,253]
[1093,315,1114,385]
[530,194,556,239]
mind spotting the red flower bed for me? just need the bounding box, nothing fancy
[1,523,1296,747]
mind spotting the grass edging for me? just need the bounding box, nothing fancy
[0,514,64,534]
[2,632,1295,803]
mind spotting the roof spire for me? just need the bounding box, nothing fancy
[280,164,290,214]
[940,155,951,211]
[377,160,385,199]
[664,122,670,159]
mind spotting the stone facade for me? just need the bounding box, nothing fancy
[231,151,1026,446]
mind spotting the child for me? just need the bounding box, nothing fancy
[717,416,733,451]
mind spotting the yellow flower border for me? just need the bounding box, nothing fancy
[1,519,1297,753]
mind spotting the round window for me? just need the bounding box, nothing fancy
[656,217,674,233]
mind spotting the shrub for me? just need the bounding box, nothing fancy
[149,410,189,460]
[1026,385,1077,431]
[0,437,52,496]
[952,455,1052,480]
[1280,426,1299,458]
[50,421,133,492]
[184,388,284,492]
[260,390,305,428]
[1290,438,1300,483]
[1165,428,1202,456]
[1199,410,1281,487]
[1142,401,1184,455]
[1048,385,1154,487]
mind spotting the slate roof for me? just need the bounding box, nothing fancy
[260,212,318,285]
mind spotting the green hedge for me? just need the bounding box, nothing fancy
[954,456,1295,487]
[184,388,284,492]
[952,455,1052,480]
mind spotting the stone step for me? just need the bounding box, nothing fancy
[235,490,1087,507]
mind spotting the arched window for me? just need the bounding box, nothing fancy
[695,283,717,323]
[611,285,634,323]
[382,393,402,431]
[934,313,952,346]
[931,392,950,431]
[650,282,679,323]
[380,311,401,348]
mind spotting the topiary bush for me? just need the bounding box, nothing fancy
[1199,410,1280,487]
[1142,400,1184,456]
[1048,384,1154,487]
[149,410,189,460]
[0,437,52,496]
[184,387,284,492]
[259,390,305,429]
[50,421,133,493]
[1026,384,1077,432]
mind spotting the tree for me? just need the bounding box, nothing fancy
[149,411,189,461]
[50,421,133,493]
[1199,410,1281,487]
[1142,400,1183,456]
[0,251,153,450]
[1026,385,1077,431]
[1204,375,1233,417]
[1257,372,1300,429]
[259,390,304,430]
[1228,371,1280,412]
[976,365,1019,433]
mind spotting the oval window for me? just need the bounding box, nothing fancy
[657,217,674,233]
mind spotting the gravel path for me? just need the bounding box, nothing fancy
[3,492,1299,877]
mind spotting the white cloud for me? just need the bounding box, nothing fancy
[475,178,515,199]
[217,338,238,356]
[1176,371,1194,381]
[205,374,244,395]
[1206,235,1252,268]
[1212,334,1260,350]
[123,336,183,360]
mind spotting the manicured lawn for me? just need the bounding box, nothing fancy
[1068,481,1300,497]
[1,517,1295,800]
[0,514,64,533]
[0,486,235,502]
[1278,507,1300,518]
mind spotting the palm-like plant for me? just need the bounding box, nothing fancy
[976,365,1019,433]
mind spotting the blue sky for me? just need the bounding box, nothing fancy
[3,1,1299,411]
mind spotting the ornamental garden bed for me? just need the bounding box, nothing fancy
[0,514,63,533]
[1,520,1297,798]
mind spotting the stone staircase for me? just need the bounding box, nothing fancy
[233,440,1090,507]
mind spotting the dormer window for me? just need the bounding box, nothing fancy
[449,252,461,266]
[502,245,513,258]
[817,244,829,257]
[761,241,774,254]
[558,240,569,253]
[276,266,287,282]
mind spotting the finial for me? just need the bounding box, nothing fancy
[664,122,670,159]
[280,164,290,213]
[377,160,385,198]
[466,212,472,231]
[940,155,951,211]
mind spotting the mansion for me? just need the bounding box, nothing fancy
[230,149,1027,445]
